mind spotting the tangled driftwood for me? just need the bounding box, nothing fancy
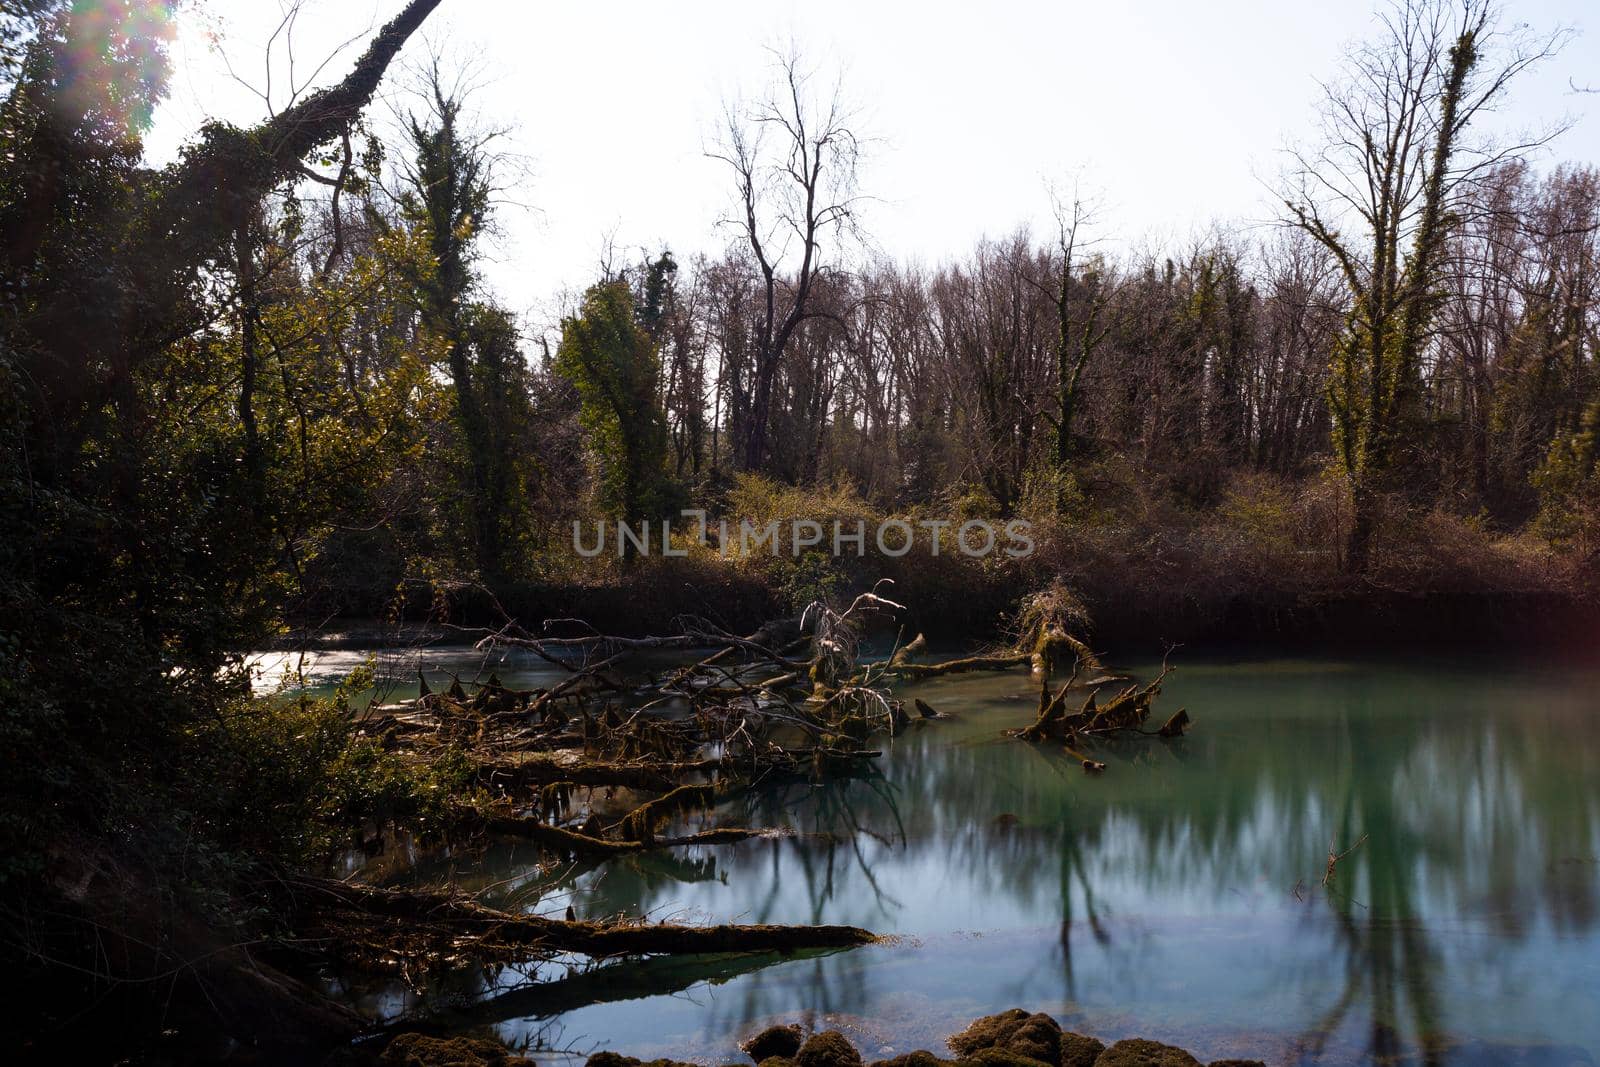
[315,579,1190,985]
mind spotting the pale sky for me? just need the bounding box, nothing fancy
[147,0,1600,333]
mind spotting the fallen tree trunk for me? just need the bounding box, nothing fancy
[880,633,1032,678]
[617,783,722,843]
[290,877,876,962]
[481,813,798,854]
[1011,658,1183,770]
[477,754,699,792]
[1018,678,1094,742]
[887,650,1033,677]
[475,745,881,798]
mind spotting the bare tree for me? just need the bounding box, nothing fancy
[1044,184,1112,473]
[709,46,866,472]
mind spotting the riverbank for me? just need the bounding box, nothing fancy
[281,577,1600,656]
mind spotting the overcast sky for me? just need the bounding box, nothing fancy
[146,0,1600,331]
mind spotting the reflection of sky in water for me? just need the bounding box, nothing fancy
[299,650,1600,1065]
[246,645,592,699]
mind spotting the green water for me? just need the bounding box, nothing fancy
[265,647,1600,1065]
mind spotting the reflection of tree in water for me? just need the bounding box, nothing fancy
[1292,689,1600,1065]
[1295,708,1445,1065]
[693,772,909,1040]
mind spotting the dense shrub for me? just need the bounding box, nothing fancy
[183,664,485,871]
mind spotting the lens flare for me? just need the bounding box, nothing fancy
[52,0,176,143]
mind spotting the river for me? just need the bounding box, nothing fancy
[254,645,1600,1066]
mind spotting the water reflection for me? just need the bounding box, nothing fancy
[322,652,1600,1065]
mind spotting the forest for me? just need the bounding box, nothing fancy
[2,0,1599,1065]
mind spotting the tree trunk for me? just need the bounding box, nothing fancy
[1346,479,1378,574]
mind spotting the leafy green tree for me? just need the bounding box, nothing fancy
[555,279,672,534]
[388,61,529,582]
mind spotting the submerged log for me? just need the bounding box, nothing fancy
[1063,744,1107,773]
[1018,680,1095,743]
[478,754,687,792]
[1011,658,1183,772]
[290,877,876,962]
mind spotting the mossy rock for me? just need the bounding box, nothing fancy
[1091,1039,1201,1066]
[869,1053,959,1067]
[796,1030,865,1067]
[585,1053,701,1067]
[948,1010,1062,1067]
[381,1032,534,1067]
[966,1049,1057,1067]
[1059,1033,1106,1067]
[949,1009,1031,1055]
[743,1025,806,1063]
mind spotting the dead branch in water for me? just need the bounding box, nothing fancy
[1322,833,1368,887]
[1009,652,1185,771]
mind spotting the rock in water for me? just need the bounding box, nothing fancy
[869,1054,956,1067]
[382,1032,534,1066]
[1091,1039,1202,1066]
[795,1031,865,1067]
[947,1009,1063,1066]
[1059,1032,1106,1067]
[584,1054,703,1067]
[743,1025,806,1063]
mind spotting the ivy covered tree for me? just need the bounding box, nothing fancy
[1534,395,1600,549]
[1283,0,1559,570]
[0,0,446,1044]
[555,278,673,535]
[386,59,538,583]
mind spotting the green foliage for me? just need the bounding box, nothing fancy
[1533,396,1600,546]
[776,550,846,610]
[0,0,464,899]
[555,280,674,525]
[188,679,482,866]
[1217,472,1301,557]
[389,72,541,584]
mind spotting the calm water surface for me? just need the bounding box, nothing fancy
[258,646,1600,1065]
